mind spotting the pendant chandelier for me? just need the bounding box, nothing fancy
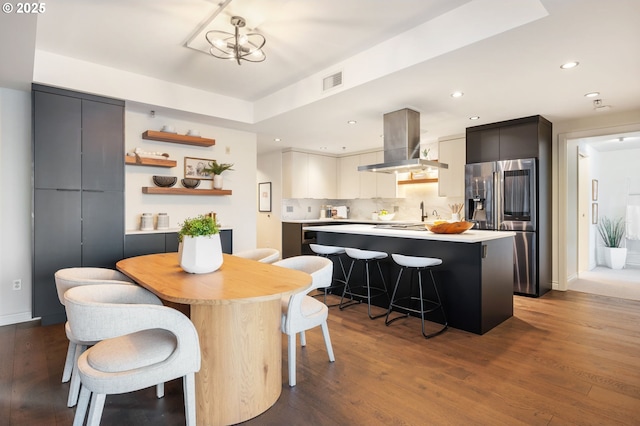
[206,16,266,65]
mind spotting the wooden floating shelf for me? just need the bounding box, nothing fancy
[125,156,177,168]
[142,130,215,147]
[142,187,232,196]
[398,178,438,185]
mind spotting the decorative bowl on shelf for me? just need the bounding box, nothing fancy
[152,175,177,187]
[378,212,395,221]
[181,178,200,189]
[425,221,475,234]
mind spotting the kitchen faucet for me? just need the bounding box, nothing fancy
[420,201,428,222]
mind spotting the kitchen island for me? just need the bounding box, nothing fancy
[304,224,515,335]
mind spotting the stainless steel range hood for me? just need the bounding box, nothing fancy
[358,108,448,173]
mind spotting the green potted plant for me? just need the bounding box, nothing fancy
[204,160,234,189]
[178,215,223,273]
[597,216,627,269]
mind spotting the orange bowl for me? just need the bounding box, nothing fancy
[425,221,475,234]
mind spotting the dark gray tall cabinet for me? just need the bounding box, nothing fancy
[32,84,125,325]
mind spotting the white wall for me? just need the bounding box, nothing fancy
[256,151,283,253]
[125,109,258,253]
[593,147,640,266]
[0,88,33,325]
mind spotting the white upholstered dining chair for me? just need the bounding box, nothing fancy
[274,256,336,386]
[64,284,201,426]
[54,267,137,407]
[234,247,280,264]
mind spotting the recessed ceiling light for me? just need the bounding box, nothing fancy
[584,92,600,98]
[347,120,357,125]
[469,116,480,120]
[451,91,464,98]
[274,138,281,142]
[560,61,579,69]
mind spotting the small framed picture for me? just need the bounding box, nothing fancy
[592,203,598,224]
[259,182,272,212]
[184,157,213,180]
[592,179,598,201]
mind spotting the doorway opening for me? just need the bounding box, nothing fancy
[569,130,640,301]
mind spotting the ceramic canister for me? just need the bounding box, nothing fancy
[140,213,154,231]
[157,213,169,230]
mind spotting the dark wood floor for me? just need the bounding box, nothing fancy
[2,290,639,425]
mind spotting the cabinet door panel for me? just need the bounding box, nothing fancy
[33,91,81,189]
[166,233,180,253]
[466,128,499,163]
[338,155,360,199]
[220,229,233,254]
[375,150,397,198]
[359,152,377,198]
[33,189,82,321]
[498,122,539,160]
[308,154,336,198]
[124,234,166,258]
[438,137,465,197]
[82,191,124,267]
[82,100,125,191]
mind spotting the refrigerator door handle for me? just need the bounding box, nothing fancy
[493,170,502,230]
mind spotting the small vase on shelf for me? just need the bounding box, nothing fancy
[203,160,234,191]
[213,174,223,189]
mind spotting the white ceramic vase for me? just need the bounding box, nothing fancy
[179,234,223,274]
[603,247,627,269]
[213,174,223,189]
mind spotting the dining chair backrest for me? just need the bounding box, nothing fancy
[234,248,280,264]
[273,255,332,293]
[54,267,135,306]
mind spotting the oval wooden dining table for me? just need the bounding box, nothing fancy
[116,252,311,426]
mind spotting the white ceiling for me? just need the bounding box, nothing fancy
[2,0,640,154]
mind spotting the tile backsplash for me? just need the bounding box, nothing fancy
[282,183,465,222]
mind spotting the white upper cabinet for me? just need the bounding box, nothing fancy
[438,136,465,197]
[308,153,337,199]
[337,154,360,199]
[282,150,336,199]
[358,152,377,199]
[337,151,398,199]
[375,150,397,198]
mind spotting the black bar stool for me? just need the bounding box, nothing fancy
[340,248,390,319]
[309,244,347,307]
[385,253,448,338]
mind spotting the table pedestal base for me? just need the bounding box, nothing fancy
[191,299,282,425]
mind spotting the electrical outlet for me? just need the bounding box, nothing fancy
[308,206,311,212]
[286,206,293,213]
[12,279,22,290]
[225,146,231,154]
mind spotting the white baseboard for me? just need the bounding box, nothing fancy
[0,312,35,327]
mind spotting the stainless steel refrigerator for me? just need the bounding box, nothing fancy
[465,158,540,296]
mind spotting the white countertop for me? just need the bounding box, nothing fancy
[302,224,515,243]
[283,218,409,224]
